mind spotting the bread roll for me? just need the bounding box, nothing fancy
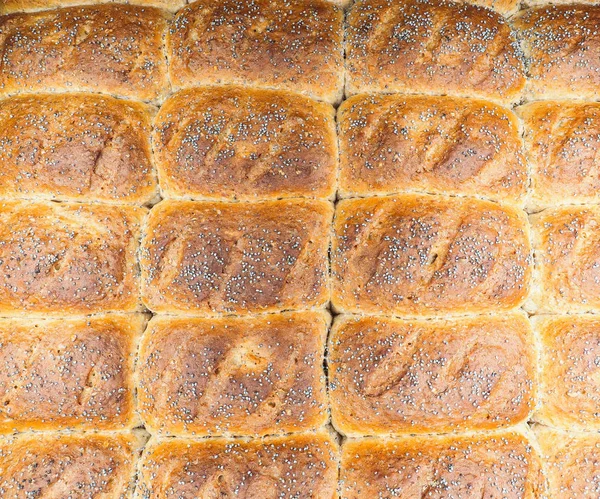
[515,5,600,101]
[518,101,600,210]
[137,430,339,498]
[167,0,344,104]
[329,313,535,436]
[341,431,543,498]
[535,425,600,499]
[0,0,184,14]
[0,93,157,204]
[153,87,337,201]
[338,94,526,204]
[0,431,144,499]
[0,314,144,434]
[527,206,600,314]
[345,0,525,104]
[534,315,600,431]
[332,194,531,317]
[136,311,328,437]
[0,5,169,101]
[141,199,332,315]
[0,201,143,316]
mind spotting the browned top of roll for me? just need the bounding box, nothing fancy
[515,5,600,101]
[329,313,535,436]
[338,94,526,204]
[0,201,143,316]
[332,194,531,317]
[141,199,332,315]
[0,314,144,434]
[167,0,344,104]
[0,93,157,204]
[0,4,169,101]
[341,432,544,499]
[0,0,184,14]
[346,0,525,104]
[153,87,337,201]
[138,431,338,499]
[0,432,142,499]
[137,311,329,437]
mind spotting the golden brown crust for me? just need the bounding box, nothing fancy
[167,0,344,104]
[527,206,600,314]
[137,431,339,499]
[0,0,185,14]
[0,314,144,434]
[332,194,531,317]
[345,0,525,104]
[141,199,332,315]
[515,5,600,101]
[0,5,170,102]
[534,315,600,431]
[341,431,544,498]
[0,201,144,316]
[338,94,526,204]
[0,93,157,204]
[535,426,600,499]
[153,87,337,201]
[518,101,600,210]
[136,311,329,437]
[0,432,143,499]
[330,313,535,436]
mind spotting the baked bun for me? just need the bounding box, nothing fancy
[329,312,535,436]
[515,5,600,101]
[0,0,184,14]
[0,201,144,316]
[345,0,525,104]
[136,311,329,437]
[341,431,543,498]
[533,315,600,431]
[137,430,339,498]
[338,94,526,204]
[141,199,332,315]
[153,87,337,201]
[332,194,531,317]
[527,206,600,314]
[0,93,157,204]
[0,4,169,101]
[167,0,344,104]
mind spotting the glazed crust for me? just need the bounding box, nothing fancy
[136,311,329,437]
[338,94,526,205]
[527,206,600,314]
[0,431,144,499]
[167,0,344,104]
[0,93,157,204]
[0,0,185,14]
[340,431,544,499]
[0,201,144,316]
[515,5,600,101]
[345,0,525,104]
[329,313,535,436]
[518,101,600,210]
[0,314,144,434]
[534,315,600,431]
[332,194,531,317]
[137,431,339,499]
[0,4,170,102]
[153,87,337,201]
[141,199,332,315]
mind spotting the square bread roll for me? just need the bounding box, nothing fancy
[167,0,344,104]
[0,4,170,102]
[141,199,332,315]
[0,201,144,316]
[136,311,329,437]
[137,430,339,498]
[329,312,535,436]
[332,193,531,317]
[153,87,337,202]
